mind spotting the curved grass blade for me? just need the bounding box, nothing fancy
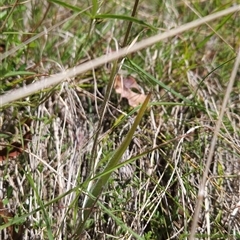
[0,187,77,231]
[128,59,195,105]
[47,0,90,15]
[73,93,151,237]
[95,14,157,31]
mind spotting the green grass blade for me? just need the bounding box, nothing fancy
[91,0,99,17]
[197,13,233,49]
[97,200,145,240]
[25,172,54,240]
[95,14,157,30]
[74,93,151,236]
[4,71,36,77]
[47,0,89,14]
[0,187,77,231]
[128,59,195,105]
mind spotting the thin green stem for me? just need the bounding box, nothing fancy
[122,0,140,47]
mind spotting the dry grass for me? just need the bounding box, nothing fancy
[0,1,240,239]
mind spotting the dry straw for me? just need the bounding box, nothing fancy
[0,5,239,106]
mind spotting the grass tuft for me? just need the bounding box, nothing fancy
[0,1,240,239]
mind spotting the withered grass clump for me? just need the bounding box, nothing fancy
[0,1,240,239]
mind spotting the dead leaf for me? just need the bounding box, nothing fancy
[114,75,147,107]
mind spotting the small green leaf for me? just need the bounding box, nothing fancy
[2,198,9,205]
[0,10,7,19]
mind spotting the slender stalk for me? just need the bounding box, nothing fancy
[122,0,140,47]
[80,0,141,235]
[89,0,140,182]
[189,48,240,239]
[1,6,239,105]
